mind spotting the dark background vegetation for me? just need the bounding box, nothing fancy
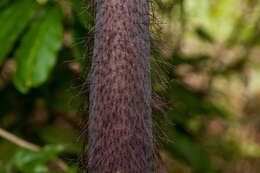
[0,0,260,172]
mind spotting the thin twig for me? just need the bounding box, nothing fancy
[0,127,69,171]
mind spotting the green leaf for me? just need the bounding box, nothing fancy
[66,165,78,173]
[0,0,9,8]
[170,54,209,66]
[13,6,63,93]
[0,0,36,65]
[164,130,216,173]
[13,144,64,173]
[167,80,229,119]
[195,27,214,43]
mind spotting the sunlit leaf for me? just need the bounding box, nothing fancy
[13,6,63,93]
[0,0,36,65]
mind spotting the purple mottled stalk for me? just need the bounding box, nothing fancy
[88,0,153,172]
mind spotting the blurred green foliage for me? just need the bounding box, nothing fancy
[0,0,260,173]
[12,145,64,173]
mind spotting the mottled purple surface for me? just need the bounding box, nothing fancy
[88,0,153,172]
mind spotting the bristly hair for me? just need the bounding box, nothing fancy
[73,0,173,172]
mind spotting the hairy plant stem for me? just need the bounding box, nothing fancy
[88,0,153,172]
